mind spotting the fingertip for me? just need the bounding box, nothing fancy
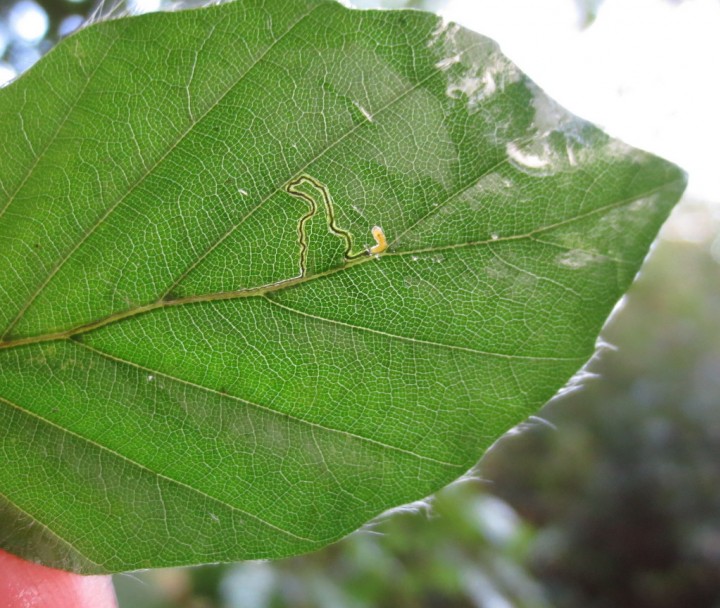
[0,548,117,608]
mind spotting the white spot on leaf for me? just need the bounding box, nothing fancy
[557,249,599,269]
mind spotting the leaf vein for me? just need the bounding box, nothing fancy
[263,294,587,362]
[0,393,317,543]
[0,35,122,222]
[160,42,488,297]
[0,485,103,570]
[0,3,323,339]
[387,178,684,258]
[72,338,463,468]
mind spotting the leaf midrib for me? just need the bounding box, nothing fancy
[0,177,682,353]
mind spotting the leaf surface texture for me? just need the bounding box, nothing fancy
[0,0,686,572]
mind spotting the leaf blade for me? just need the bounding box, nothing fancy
[0,0,686,572]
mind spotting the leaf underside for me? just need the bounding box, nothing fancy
[0,0,685,573]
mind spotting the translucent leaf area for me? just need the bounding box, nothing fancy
[0,0,685,573]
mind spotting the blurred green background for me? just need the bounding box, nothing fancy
[2,0,718,606]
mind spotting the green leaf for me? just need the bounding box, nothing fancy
[0,0,685,573]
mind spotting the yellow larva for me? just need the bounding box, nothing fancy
[369,225,387,255]
[285,175,388,263]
